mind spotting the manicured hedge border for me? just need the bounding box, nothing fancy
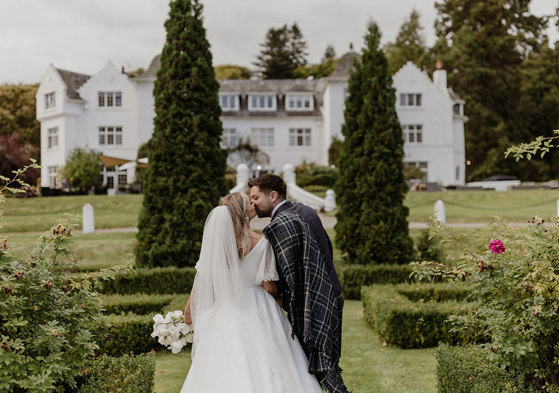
[341,264,413,300]
[97,267,196,295]
[101,294,176,315]
[437,344,536,393]
[77,353,155,393]
[97,295,188,356]
[361,283,475,348]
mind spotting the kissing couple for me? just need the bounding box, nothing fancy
[180,174,348,393]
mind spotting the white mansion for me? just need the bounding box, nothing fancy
[36,53,467,192]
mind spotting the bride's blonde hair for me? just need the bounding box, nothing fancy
[219,192,251,259]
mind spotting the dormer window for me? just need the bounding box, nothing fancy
[248,94,276,111]
[98,92,122,107]
[286,94,313,111]
[400,93,422,107]
[45,92,55,109]
[219,94,239,111]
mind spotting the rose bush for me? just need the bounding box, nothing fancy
[412,217,559,392]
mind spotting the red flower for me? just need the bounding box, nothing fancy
[488,239,505,254]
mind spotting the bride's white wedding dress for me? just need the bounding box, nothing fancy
[180,206,323,393]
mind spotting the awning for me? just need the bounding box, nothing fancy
[98,154,131,167]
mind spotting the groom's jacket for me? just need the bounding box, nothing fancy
[263,201,348,393]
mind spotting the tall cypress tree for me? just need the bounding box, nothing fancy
[335,21,413,265]
[135,0,227,268]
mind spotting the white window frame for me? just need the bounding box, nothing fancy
[48,165,58,188]
[99,126,123,146]
[45,92,55,109]
[248,94,276,111]
[117,173,127,186]
[98,92,122,107]
[399,93,422,107]
[250,128,274,147]
[219,94,239,111]
[403,124,423,144]
[221,128,237,148]
[47,127,59,148]
[286,94,314,111]
[289,128,312,147]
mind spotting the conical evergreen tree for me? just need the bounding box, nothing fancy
[135,0,227,268]
[335,21,413,265]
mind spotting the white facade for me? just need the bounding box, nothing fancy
[36,55,467,190]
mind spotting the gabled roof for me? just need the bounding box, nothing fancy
[138,55,160,79]
[218,79,318,94]
[55,68,91,100]
[329,51,360,78]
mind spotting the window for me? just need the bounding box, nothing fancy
[289,128,311,146]
[118,174,127,186]
[219,94,239,111]
[47,127,58,148]
[99,126,122,145]
[106,176,114,189]
[221,128,237,148]
[286,94,313,111]
[250,128,274,147]
[98,92,122,107]
[403,124,423,143]
[453,103,462,115]
[248,94,276,111]
[406,161,428,179]
[48,166,58,188]
[400,93,422,107]
[45,92,55,109]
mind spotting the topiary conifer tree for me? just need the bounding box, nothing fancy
[335,21,413,265]
[135,0,227,268]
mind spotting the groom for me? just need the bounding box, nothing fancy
[249,174,348,393]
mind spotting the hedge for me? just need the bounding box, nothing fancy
[437,344,536,393]
[77,353,155,393]
[97,267,196,295]
[361,283,475,348]
[341,264,413,299]
[101,294,177,315]
[97,295,189,356]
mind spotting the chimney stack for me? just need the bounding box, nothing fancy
[433,59,448,95]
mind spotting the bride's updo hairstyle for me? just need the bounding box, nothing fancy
[219,192,252,259]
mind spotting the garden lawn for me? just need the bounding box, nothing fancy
[0,194,142,233]
[154,300,437,393]
[2,231,136,269]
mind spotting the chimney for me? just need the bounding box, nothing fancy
[433,59,447,94]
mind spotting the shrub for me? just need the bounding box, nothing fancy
[361,283,475,348]
[98,295,188,356]
[437,344,536,393]
[101,294,176,315]
[416,228,442,262]
[341,264,413,299]
[413,217,559,390]
[97,267,196,295]
[77,353,155,393]
[0,223,127,392]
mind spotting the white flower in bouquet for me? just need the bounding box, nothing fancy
[152,310,194,354]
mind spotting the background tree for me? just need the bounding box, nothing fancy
[293,58,337,79]
[434,0,548,181]
[60,147,102,192]
[385,9,429,75]
[335,21,413,265]
[328,137,342,166]
[322,44,336,61]
[214,64,252,79]
[0,84,40,147]
[0,133,39,186]
[253,23,308,79]
[135,0,227,268]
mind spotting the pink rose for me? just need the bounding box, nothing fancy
[489,239,505,254]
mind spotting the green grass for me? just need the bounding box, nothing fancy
[405,189,559,223]
[2,231,136,269]
[0,194,141,233]
[154,300,437,393]
[2,190,558,234]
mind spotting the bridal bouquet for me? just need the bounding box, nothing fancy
[151,310,194,354]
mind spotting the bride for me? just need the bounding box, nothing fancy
[180,192,324,393]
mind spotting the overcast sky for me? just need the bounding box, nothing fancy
[0,0,557,84]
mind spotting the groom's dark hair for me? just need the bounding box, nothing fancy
[248,174,287,199]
